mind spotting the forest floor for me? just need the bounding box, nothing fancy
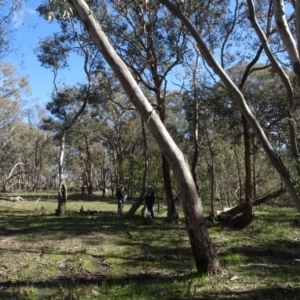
[0,191,299,299]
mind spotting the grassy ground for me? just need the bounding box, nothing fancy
[0,191,299,300]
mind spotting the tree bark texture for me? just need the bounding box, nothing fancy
[68,0,221,274]
[160,0,300,214]
[158,93,176,219]
[247,0,300,171]
[127,118,149,217]
[191,50,200,194]
[57,132,67,215]
[272,0,300,81]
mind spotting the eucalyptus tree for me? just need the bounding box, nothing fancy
[41,85,91,215]
[160,0,300,215]
[0,61,31,191]
[1,123,55,192]
[90,0,195,219]
[126,117,150,217]
[37,3,107,214]
[272,0,300,81]
[165,0,268,221]
[47,0,221,275]
[67,113,97,196]
[0,0,24,58]
[247,0,300,187]
[66,93,112,196]
[0,62,30,151]
[90,81,144,191]
[198,67,288,211]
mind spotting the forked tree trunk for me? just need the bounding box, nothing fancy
[237,45,264,219]
[68,0,221,274]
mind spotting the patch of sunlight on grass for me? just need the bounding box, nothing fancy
[264,223,289,237]
[220,253,244,267]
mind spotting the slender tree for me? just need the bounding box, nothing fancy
[48,0,221,274]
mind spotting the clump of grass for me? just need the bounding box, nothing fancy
[219,253,244,267]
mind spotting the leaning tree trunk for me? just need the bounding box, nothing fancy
[247,0,300,175]
[57,132,67,216]
[127,118,149,217]
[272,0,300,81]
[160,0,300,214]
[68,0,221,274]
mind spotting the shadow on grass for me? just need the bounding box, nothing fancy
[0,271,300,299]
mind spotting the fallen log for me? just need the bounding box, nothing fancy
[216,187,287,222]
[0,196,25,202]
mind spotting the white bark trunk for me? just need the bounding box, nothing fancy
[68,0,220,274]
[247,0,299,161]
[59,132,65,184]
[272,0,300,80]
[296,0,300,56]
[159,0,300,213]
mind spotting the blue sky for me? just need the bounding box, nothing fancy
[5,0,295,112]
[5,0,85,108]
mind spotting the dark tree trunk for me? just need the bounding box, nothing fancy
[57,183,67,216]
[242,116,253,219]
[84,135,93,196]
[127,118,149,217]
[69,0,221,274]
[162,154,176,219]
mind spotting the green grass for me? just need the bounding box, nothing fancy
[0,191,299,299]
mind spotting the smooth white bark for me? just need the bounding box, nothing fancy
[247,0,299,160]
[159,0,300,213]
[68,0,220,273]
[272,0,300,79]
